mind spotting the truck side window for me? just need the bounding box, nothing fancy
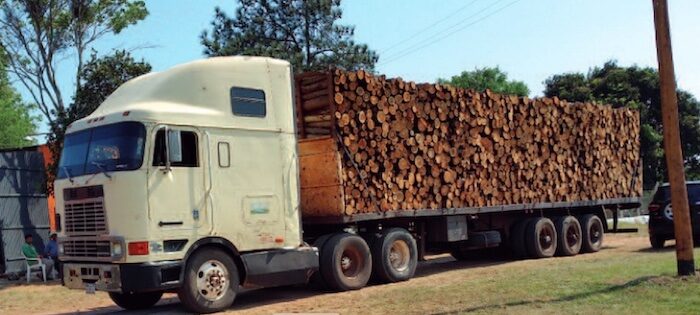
[153,129,199,167]
[231,87,266,117]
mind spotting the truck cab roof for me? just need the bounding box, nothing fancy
[67,56,295,134]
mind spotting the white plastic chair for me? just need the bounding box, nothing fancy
[23,255,46,283]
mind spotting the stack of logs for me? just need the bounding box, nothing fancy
[296,69,642,215]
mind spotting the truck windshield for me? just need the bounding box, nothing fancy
[57,122,146,179]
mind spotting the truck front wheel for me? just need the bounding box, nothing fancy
[178,248,239,314]
[372,228,417,283]
[109,291,162,310]
[320,233,372,291]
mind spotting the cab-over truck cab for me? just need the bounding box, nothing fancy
[55,57,317,313]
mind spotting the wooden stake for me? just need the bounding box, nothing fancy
[653,0,695,276]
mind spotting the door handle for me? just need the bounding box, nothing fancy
[158,221,183,227]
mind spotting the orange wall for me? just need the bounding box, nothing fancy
[37,145,56,232]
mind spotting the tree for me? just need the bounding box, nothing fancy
[0,0,148,125]
[543,61,700,188]
[0,54,36,149]
[201,0,378,72]
[438,67,530,97]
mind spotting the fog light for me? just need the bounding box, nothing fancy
[112,242,123,256]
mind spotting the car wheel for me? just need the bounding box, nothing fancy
[650,235,666,249]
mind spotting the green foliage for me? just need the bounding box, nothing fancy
[46,50,151,193]
[544,61,700,188]
[438,67,529,97]
[0,0,148,123]
[201,0,378,72]
[0,63,36,149]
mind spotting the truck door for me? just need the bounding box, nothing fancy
[147,126,207,234]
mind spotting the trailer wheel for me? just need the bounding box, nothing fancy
[109,291,163,310]
[525,217,557,258]
[177,248,239,314]
[372,228,417,283]
[580,214,604,253]
[510,218,532,259]
[320,233,372,291]
[555,216,582,256]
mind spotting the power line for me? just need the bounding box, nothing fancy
[380,0,522,66]
[380,0,507,63]
[379,0,480,55]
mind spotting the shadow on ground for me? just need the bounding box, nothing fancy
[51,254,522,314]
[429,275,660,315]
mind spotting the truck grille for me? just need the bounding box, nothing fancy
[63,186,107,235]
[62,239,111,258]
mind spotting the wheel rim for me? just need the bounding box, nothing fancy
[340,247,363,278]
[196,259,230,301]
[589,221,602,244]
[388,239,411,272]
[664,204,674,220]
[539,224,555,251]
[566,224,580,248]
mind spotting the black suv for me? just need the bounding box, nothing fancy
[648,181,700,249]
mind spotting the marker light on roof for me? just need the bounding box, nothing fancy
[123,111,130,116]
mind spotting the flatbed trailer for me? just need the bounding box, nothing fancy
[54,57,641,314]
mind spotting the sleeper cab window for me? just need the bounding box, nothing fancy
[153,129,199,167]
[231,87,266,117]
[218,142,230,168]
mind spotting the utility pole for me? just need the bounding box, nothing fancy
[652,0,695,276]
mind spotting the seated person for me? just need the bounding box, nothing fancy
[45,233,61,279]
[22,233,55,281]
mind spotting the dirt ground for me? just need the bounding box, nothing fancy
[0,234,673,315]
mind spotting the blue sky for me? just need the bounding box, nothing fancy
[24,0,700,131]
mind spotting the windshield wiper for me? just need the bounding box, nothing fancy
[91,161,112,179]
[61,167,75,183]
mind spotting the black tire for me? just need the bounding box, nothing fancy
[310,234,334,288]
[555,216,583,256]
[580,214,604,253]
[510,218,532,259]
[177,248,239,314]
[109,291,163,310]
[525,217,557,258]
[371,228,418,283]
[650,235,666,249]
[320,233,372,291]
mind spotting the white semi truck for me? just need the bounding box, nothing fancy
[55,57,640,313]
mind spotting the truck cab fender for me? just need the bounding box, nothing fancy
[181,237,246,285]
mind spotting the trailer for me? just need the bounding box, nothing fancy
[54,57,641,313]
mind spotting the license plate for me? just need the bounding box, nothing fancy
[84,283,96,294]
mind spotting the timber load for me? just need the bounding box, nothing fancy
[295,69,642,218]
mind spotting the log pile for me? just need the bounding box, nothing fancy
[296,70,642,216]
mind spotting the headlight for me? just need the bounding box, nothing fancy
[112,242,123,256]
[58,244,64,255]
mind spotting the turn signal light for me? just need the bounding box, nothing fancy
[128,241,149,255]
